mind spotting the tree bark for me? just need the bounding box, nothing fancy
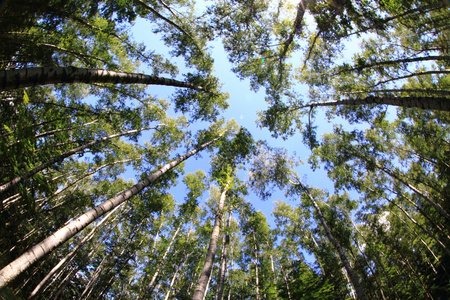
[28,203,126,299]
[374,161,450,222]
[297,180,368,300]
[344,88,450,97]
[280,264,292,300]
[374,70,450,87]
[0,134,222,288]
[164,251,193,300]
[0,67,211,92]
[215,211,232,300]
[279,0,306,61]
[336,55,450,74]
[227,246,234,300]
[0,125,158,195]
[191,186,228,300]
[144,220,183,298]
[252,231,261,300]
[295,95,450,112]
[80,222,143,300]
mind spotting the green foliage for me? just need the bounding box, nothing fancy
[1,0,449,299]
[173,73,229,122]
[278,260,342,300]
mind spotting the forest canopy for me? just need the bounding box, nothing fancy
[0,0,449,299]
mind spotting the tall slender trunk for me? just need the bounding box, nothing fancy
[374,162,450,222]
[34,120,98,139]
[227,246,234,300]
[142,220,183,298]
[0,67,211,92]
[336,55,450,75]
[48,220,119,299]
[280,264,292,300]
[28,203,126,299]
[350,220,387,300]
[310,232,326,276]
[390,210,441,274]
[95,238,145,300]
[0,135,221,288]
[297,180,368,300]
[191,186,228,300]
[252,231,261,300]
[163,251,194,300]
[203,263,214,300]
[188,261,202,295]
[215,211,232,300]
[397,249,435,299]
[79,251,110,299]
[295,95,450,112]
[350,150,450,223]
[0,125,158,194]
[386,193,450,257]
[80,222,143,300]
[37,158,137,210]
[279,0,306,61]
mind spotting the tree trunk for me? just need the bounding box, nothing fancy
[0,125,159,194]
[28,203,126,299]
[374,161,450,222]
[298,180,368,300]
[143,220,183,298]
[384,192,450,257]
[203,263,214,300]
[279,0,306,61]
[296,95,450,112]
[0,134,222,288]
[95,238,145,300]
[164,251,194,300]
[344,88,450,97]
[0,67,211,92]
[48,219,120,299]
[382,186,448,236]
[215,211,232,300]
[37,158,136,211]
[352,234,387,300]
[227,246,234,300]
[80,222,143,300]
[280,264,292,300]
[252,231,261,300]
[34,119,98,139]
[336,55,450,74]
[352,219,401,300]
[191,186,228,300]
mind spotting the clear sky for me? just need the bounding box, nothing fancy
[128,15,341,230]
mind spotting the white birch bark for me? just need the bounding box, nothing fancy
[0,126,159,194]
[0,135,221,288]
[0,67,211,92]
[191,187,228,300]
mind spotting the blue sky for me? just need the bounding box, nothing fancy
[129,15,341,229]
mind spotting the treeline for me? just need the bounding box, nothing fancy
[0,0,449,299]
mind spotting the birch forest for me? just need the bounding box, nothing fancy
[0,0,449,299]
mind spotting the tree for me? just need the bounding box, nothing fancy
[0,133,222,288]
[1,0,449,298]
[192,127,255,299]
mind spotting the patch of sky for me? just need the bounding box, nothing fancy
[89,4,405,268]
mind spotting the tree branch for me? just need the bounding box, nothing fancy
[291,95,450,112]
[373,70,450,87]
[0,67,212,92]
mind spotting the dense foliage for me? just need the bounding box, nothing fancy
[0,0,449,299]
